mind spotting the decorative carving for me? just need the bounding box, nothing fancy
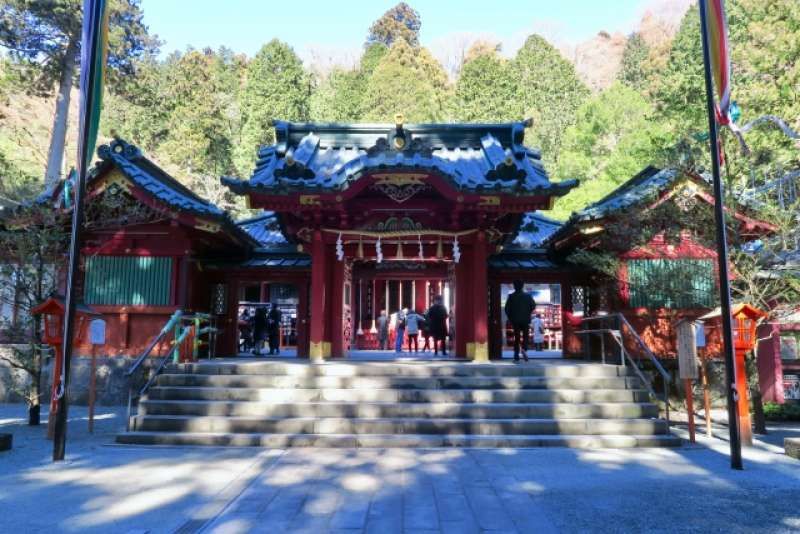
[299,195,321,206]
[370,173,430,203]
[478,195,501,206]
[375,261,428,270]
[84,187,166,230]
[195,221,221,234]
[365,216,424,233]
[674,185,698,212]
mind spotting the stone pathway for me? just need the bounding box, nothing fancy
[204,440,800,534]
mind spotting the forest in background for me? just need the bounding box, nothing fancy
[0,1,798,221]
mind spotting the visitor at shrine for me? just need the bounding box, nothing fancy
[419,314,431,352]
[532,313,545,352]
[395,308,407,352]
[377,310,389,350]
[252,306,268,356]
[426,296,448,356]
[505,280,535,362]
[267,303,282,355]
[238,308,253,353]
[405,310,424,353]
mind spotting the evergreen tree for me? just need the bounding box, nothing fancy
[553,83,668,219]
[512,35,590,167]
[362,39,449,123]
[0,0,159,188]
[235,39,310,175]
[451,48,522,122]
[366,2,421,48]
[618,32,650,92]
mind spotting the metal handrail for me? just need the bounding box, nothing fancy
[125,310,183,377]
[577,313,672,427]
[126,326,191,431]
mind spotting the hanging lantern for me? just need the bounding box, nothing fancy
[418,234,424,260]
[356,239,364,259]
[336,232,344,261]
[376,237,383,263]
[436,238,444,259]
[395,240,404,260]
[452,235,461,263]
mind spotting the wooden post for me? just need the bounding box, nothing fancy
[47,345,62,440]
[88,344,96,434]
[685,377,696,443]
[701,356,713,437]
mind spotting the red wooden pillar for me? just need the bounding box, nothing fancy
[330,256,345,358]
[488,280,502,360]
[309,230,329,360]
[296,279,310,358]
[414,279,427,313]
[472,232,489,362]
[455,246,472,358]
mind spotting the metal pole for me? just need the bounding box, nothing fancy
[698,0,743,470]
[53,0,105,461]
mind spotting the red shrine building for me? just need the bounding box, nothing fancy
[6,119,789,384]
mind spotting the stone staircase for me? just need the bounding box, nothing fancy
[115,359,680,448]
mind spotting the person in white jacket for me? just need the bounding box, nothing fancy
[531,313,545,352]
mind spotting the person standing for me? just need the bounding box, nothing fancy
[504,281,535,362]
[531,313,545,352]
[419,313,431,352]
[268,303,282,355]
[377,310,389,350]
[252,306,268,356]
[405,309,423,353]
[426,296,448,356]
[394,308,407,353]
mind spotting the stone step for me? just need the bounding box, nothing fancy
[116,431,681,448]
[131,415,669,436]
[154,373,641,391]
[170,361,631,378]
[138,399,659,419]
[144,386,650,404]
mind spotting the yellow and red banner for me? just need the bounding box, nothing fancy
[701,0,732,125]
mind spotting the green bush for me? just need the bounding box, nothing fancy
[764,402,800,421]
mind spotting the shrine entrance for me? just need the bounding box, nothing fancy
[350,261,453,354]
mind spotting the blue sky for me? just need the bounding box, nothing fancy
[141,0,662,60]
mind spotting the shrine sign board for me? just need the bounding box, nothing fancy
[89,319,106,346]
[676,320,699,380]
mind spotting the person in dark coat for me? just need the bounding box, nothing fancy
[252,306,268,356]
[267,303,282,355]
[426,296,449,356]
[504,280,535,362]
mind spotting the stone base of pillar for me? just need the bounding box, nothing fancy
[473,341,489,362]
[310,341,331,361]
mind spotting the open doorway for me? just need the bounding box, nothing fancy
[499,282,562,359]
[237,282,299,357]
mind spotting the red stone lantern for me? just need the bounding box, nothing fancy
[31,296,98,435]
[700,303,767,446]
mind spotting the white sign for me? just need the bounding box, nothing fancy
[676,321,699,380]
[89,319,106,346]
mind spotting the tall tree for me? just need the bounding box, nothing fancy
[361,39,449,123]
[450,47,522,122]
[0,0,159,188]
[512,35,590,168]
[366,2,421,48]
[309,44,387,122]
[618,32,651,92]
[235,39,310,175]
[553,83,668,219]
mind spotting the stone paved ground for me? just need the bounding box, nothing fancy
[1,403,799,534]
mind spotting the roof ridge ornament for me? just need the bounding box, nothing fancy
[97,137,142,161]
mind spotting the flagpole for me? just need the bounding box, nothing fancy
[698,0,743,470]
[52,0,105,462]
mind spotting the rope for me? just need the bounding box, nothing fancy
[320,228,478,239]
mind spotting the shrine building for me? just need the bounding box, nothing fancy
[6,118,780,368]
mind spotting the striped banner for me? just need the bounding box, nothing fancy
[78,0,109,173]
[701,0,732,125]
